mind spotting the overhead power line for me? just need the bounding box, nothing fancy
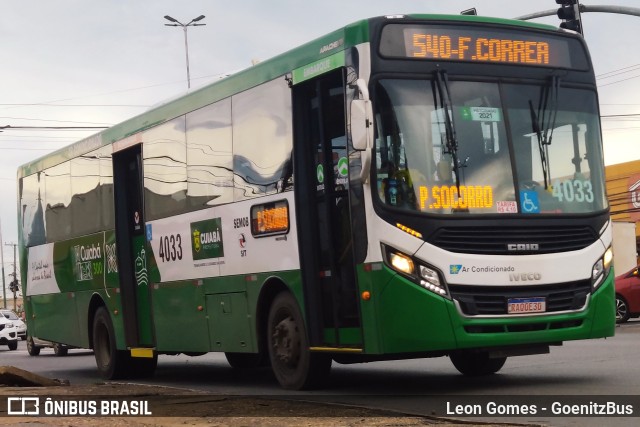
[0,147,59,151]
[0,104,149,108]
[598,74,640,88]
[596,63,640,79]
[0,134,78,139]
[0,125,107,131]
[601,103,640,106]
[0,67,240,113]
[0,116,113,126]
[601,114,640,118]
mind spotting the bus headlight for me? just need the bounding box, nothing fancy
[419,265,448,296]
[591,246,613,291]
[382,245,449,297]
[389,252,414,275]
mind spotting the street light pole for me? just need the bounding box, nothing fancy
[164,14,206,89]
[515,5,640,21]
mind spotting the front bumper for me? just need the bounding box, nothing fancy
[0,333,17,344]
[361,265,615,354]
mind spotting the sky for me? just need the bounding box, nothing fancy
[1,0,639,293]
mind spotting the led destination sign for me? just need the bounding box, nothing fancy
[419,185,494,210]
[412,34,550,64]
[251,200,289,237]
[380,24,586,69]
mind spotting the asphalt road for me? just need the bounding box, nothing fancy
[2,320,640,426]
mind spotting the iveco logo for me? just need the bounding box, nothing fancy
[509,272,542,281]
[507,243,539,251]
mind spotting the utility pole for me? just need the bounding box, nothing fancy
[11,243,16,311]
[0,218,6,309]
[5,243,17,311]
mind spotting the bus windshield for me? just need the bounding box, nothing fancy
[373,78,607,215]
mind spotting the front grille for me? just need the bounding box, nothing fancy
[431,225,597,255]
[449,281,592,316]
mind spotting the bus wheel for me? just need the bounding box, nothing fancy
[53,343,68,357]
[93,307,129,379]
[225,352,266,369]
[450,351,507,376]
[267,292,331,390]
[26,336,41,356]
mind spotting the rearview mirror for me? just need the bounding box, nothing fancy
[350,99,372,151]
[351,78,373,151]
[351,79,373,183]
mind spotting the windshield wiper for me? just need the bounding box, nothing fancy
[434,70,462,190]
[529,76,560,190]
[529,100,549,189]
[541,75,560,148]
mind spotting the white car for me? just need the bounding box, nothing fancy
[0,310,26,340]
[0,314,18,350]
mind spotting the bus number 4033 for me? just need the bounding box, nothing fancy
[158,234,183,262]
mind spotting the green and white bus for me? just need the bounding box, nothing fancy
[18,14,615,390]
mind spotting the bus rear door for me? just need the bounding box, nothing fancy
[112,144,154,349]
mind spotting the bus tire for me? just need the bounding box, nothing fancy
[92,307,129,379]
[53,343,68,357]
[267,292,331,390]
[450,351,507,376]
[225,352,266,369]
[26,336,41,356]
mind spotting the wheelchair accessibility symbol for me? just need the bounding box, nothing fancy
[520,190,540,214]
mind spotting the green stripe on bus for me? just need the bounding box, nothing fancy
[292,51,345,84]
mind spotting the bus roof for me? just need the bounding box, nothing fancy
[17,14,558,177]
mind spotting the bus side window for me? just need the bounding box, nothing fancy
[232,77,293,202]
[186,98,233,209]
[20,173,46,247]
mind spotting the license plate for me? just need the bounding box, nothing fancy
[507,297,546,314]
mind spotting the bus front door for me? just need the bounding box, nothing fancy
[293,69,362,349]
[112,144,154,349]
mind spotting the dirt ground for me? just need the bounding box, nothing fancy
[0,383,538,427]
[0,370,532,427]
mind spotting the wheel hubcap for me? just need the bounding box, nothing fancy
[616,298,627,320]
[272,316,300,366]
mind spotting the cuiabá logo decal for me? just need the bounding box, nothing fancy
[192,229,201,253]
[190,218,224,260]
[72,243,103,281]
